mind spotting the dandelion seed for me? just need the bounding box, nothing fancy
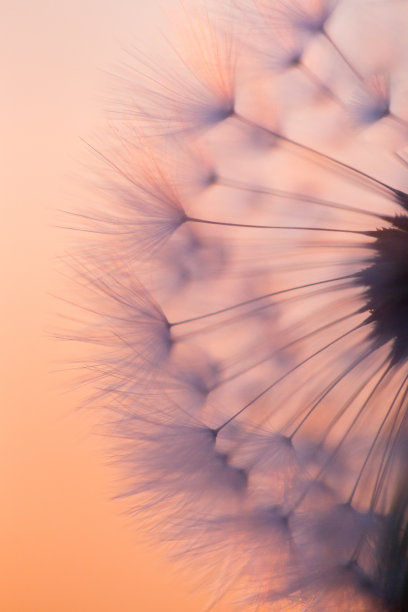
[77,0,408,609]
[348,74,392,126]
[120,7,236,135]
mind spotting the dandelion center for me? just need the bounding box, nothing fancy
[359,218,408,364]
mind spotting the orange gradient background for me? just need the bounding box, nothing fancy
[1,1,230,610]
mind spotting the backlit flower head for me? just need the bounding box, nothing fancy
[77,0,408,610]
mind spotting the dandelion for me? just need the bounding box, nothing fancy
[78,0,408,609]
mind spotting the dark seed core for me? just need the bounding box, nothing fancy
[357,218,408,364]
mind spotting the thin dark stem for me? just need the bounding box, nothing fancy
[388,112,408,130]
[218,176,385,220]
[319,359,384,448]
[348,372,408,505]
[289,350,370,439]
[175,282,348,341]
[216,310,359,388]
[394,151,408,168]
[233,111,402,200]
[322,28,363,81]
[292,358,391,511]
[370,382,408,511]
[299,61,344,108]
[215,323,363,433]
[170,274,355,327]
[186,215,369,235]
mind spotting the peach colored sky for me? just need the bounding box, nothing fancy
[1,1,230,610]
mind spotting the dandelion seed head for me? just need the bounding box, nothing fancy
[77,0,408,609]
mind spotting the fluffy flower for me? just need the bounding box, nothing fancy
[78,0,408,610]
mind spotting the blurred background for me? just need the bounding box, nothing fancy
[1,1,227,610]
